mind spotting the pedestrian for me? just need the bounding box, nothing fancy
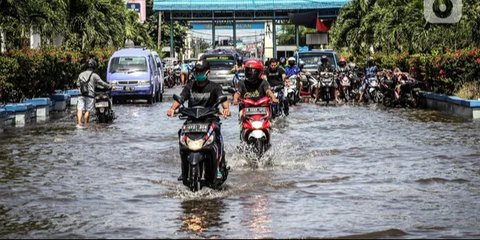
[76,58,112,129]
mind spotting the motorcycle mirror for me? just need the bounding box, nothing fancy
[217,95,228,104]
[223,87,236,94]
[173,94,182,104]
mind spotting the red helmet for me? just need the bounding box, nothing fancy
[244,58,264,83]
[339,57,347,63]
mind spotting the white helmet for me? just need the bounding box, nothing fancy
[287,57,296,62]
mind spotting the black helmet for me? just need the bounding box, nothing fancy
[367,57,374,64]
[193,60,210,72]
[237,56,243,63]
[87,58,98,69]
[321,55,328,62]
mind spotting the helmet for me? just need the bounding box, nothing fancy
[339,57,346,63]
[244,59,264,83]
[367,57,374,63]
[287,57,296,62]
[279,57,286,64]
[321,55,328,62]
[87,58,98,69]
[237,56,243,63]
[299,60,305,68]
[193,60,210,72]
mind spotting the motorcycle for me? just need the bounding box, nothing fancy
[239,96,272,159]
[364,76,383,103]
[337,72,352,102]
[286,75,300,106]
[165,68,176,88]
[173,66,182,85]
[94,87,115,123]
[299,73,319,100]
[173,94,229,192]
[270,85,286,119]
[397,78,421,108]
[317,71,336,105]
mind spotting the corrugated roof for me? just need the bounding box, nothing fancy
[153,0,349,11]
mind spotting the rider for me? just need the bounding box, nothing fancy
[316,55,337,103]
[180,60,191,86]
[262,58,288,116]
[231,56,245,88]
[167,60,231,180]
[284,57,302,95]
[336,57,352,102]
[76,58,112,129]
[279,57,287,69]
[232,58,279,106]
[359,57,380,102]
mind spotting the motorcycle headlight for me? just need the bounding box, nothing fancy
[252,121,263,129]
[138,80,150,85]
[205,133,215,145]
[187,138,205,151]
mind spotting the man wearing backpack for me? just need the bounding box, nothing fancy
[76,58,112,128]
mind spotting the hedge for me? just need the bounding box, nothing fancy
[0,48,115,103]
[346,48,480,98]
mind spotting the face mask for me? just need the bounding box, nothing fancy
[289,62,295,67]
[194,73,207,82]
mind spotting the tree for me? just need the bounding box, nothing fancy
[330,0,480,55]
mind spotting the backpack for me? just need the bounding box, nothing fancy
[80,71,94,96]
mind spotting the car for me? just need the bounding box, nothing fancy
[294,49,340,75]
[107,47,163,104]
[200,49,240,89]
[151,51,165,102]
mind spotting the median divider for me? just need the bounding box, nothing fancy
[420,91,480,119]
[4,103,35,127]
[23,98,52,121]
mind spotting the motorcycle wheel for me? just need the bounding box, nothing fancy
[255,140,264,159]
[189,164,202,192]
[383,96,393,107]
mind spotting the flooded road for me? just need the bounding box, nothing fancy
[1,95,480,238]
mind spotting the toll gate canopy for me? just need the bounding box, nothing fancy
[153,0,349,21]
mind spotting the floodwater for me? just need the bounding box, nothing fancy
[1,97,480,238]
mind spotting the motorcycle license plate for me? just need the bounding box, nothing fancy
[245,107,267,115]
[183,123,209,133]
[95,102,109,108]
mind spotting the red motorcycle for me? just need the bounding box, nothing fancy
[239,96,272,158]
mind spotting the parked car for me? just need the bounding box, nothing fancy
[200,49,240,90]
[294,49,340,75]
[107,47,163,104]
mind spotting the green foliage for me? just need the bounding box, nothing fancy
[330,0,480,55]
[0,0,153,51]
[365,48,480,97]
[0,48,115,103]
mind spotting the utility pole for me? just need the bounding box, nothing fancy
[157,12,162,50]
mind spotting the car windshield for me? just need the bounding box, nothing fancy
[109,57,148,73]
[299,53,335,67]
[203,55,235,69]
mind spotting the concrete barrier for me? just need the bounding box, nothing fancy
[4,103,35,127]
[420,91,480,119]
[50,94,69,111]
[64,89,81,106]
[23,98,52,121]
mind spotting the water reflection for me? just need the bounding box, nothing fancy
[241,194,272,238]
[179,198,225,236]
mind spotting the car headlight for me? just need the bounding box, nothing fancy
[205,133,215,145]
[252,121,263,129]
[138,80,150,85]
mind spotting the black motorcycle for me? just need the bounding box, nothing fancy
[95,87,114,123]
[173,94,229,192]
[318,71,336,105]
[270,85,286,119]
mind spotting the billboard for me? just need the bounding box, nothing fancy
[127,0,146,23]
